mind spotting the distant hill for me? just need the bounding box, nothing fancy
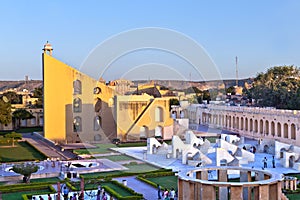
[0,78,253,93]
[133,78,253,90]
[0,80,43,92]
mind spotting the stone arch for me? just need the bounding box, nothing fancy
[73,79,82,94]
[39,116,44,126]
[277,122,282,137]
[73,97,82,113]
[30,117,36,126]
[254,120,258,133]
[155,107,164,122]
[289,155,295,168]
[280,148,286,158]
[240,117,244,130]
[73,116,82,132]
[94,98,102,112]
[263,145,269,153]
[271,121,275,136]
[233,116,236,128]
[284,123,288,138]
[225,115,228,127]
[155,126,163,138]
[152,144,158,154]
[265,120,269,135]
[225,136,230,143]
[250,118,253,132]
[236,117,239,129]
[94,116,101,131]
[176,148,181,158]
[140,126,149,139]
[291,123,296,140]
[259,119,263,134]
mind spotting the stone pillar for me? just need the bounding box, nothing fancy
[218,169,228,200]
[196,171,201,179]
[182,180,192,200]
[195,182,201,200]
[188,181,195,200]
[57,182,61,200]
[230,186,243,200]
[178,179,183,200]
[80,178,84,199]
[201,171,208,180]
[253,186,259,200]
[258,185,269,200]
[201,184,216,200]
[240,171,251,200]
[269,183,279,200]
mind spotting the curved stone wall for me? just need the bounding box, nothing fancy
[186,105,300,146]
[177,166,283,200]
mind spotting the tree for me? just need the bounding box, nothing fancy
[12,163,39,183]
[247,65,300,109]
[4,132,22,147]
[0,98,12,125]
[169,98,180,110]
[32,87,43,108]
[226,86,236,95]
[12,108,34,128]
[2,91,22,104]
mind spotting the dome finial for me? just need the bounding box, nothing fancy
[43,41,53,56]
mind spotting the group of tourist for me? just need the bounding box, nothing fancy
[262,156,276,169]
[96,186,108,200]
[157,184,176,200]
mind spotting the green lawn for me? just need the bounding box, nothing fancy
[98,155,135,161]
[2,189,51,200]
[146,175,178,190]
[286,193,300,200]
[73,143,117,155]
[0,141,46,162]
[81,163,161,179]
[124,163,161,173]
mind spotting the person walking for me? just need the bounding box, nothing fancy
[169,188,175,200]
[47,194,52,200]
[96,189,101,200]
[263,157,268,169]
[272,156,276,168]
[63,186,69,200]
[157,184,162,199]
[102,192,107,200]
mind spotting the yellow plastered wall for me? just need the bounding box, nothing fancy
[115,95,174,140]
[43,53,116,143]
[43,53,173,143]
[43,53,74,142]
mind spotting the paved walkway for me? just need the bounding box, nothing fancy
[22,133,77,160]
[113,176,159,200]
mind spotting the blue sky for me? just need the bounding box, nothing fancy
[0,1,299,81]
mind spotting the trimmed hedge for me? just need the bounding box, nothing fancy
[103,180,143,200]
[137,171,176,190]
[67,179,143,200]
[0,182,55,193]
